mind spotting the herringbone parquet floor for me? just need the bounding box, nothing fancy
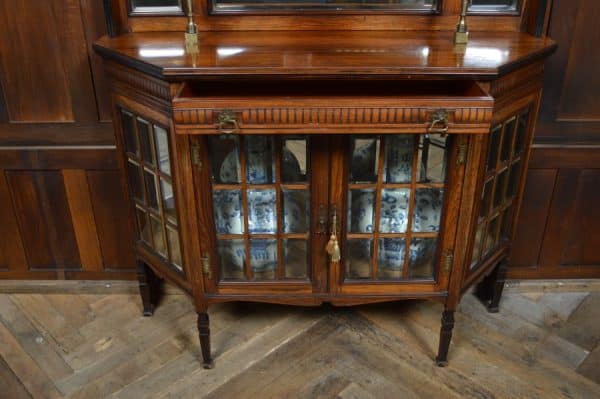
[0,281,598,398]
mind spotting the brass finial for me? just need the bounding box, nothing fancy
[454,0,470,45]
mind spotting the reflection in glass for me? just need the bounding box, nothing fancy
[494,169,508,208]
[486,125,501,172]
[144,170,159,210]
[346,239,372,280]
[121,111,137,156]
[210,136,240,184]
[213,190,244,234]
[284,239,308,279]
[418,134,447,183]
[469,0,518,13]
[282,190,309,233]
[127,161,144,203]
[138,119,154,166]
[130,0,183,14]
[413,188,443,232]
[167,226,183,271]
[282,137,307,182]
[378,238,405,280]
[384,135,413,183]
[348,189,375,233]
[515,111,529,155]
[161,179,177,222]
[409,238,437,279]
[218,239,245,280]
[379,189,410,233]
[351,138,379,183]
[248,189,277,234]
[484,217,499,255]
[470,223,485,268]
[150,216,167,257]
[246,136,274,184]
[136,207,151,244]
[212,0,439,13]
[250,239,277,280]
[500,205,514,240]
[506,161,521,199]
[501,117,516,163]
[480,179,493,219]
[154,125,171,175]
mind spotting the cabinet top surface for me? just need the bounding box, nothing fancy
[94,30,556,80]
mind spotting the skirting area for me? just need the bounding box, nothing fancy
[0,281,598,398]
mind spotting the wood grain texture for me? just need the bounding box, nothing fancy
[1,287,599,398]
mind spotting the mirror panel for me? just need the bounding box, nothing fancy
[469,0,519,13]
[211,0,439,13]
[130,0,183,14]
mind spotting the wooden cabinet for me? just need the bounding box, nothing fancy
[95,1,556,368]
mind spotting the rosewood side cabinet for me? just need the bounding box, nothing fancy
[94,0,556,368]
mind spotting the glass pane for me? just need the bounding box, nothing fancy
[150,216,167,257]
[486,125,502,172]
[284,239,308,279]
[493,169,508,209]
[483,217,499,255]
[351,138,379,183]
[127,161,144,203]
[167,226,183,271]
[418,134,447,183]
[506,161,521,199]
[213,0,439,13]
[413,188,443,232]
[138,119,154,166]
[213,190,244,234]
[409,238,437,279]
[384,135,414,183]
[500,117,516,163]
[218,239,245,280]
[515,111,530,156]
[470,222,485,268]
[282,137,307,183]
[469,0,518,13]
[246,136,274,184]
[348,189,375,233]
[144,170,159,211]
[161,179,177,222]
[136,207,151,244]
[130,0,182,13]
[282,189,309,233]
[378,238,405,280]
[480,179,493,219]
[154,125,171,176]
[210,136,240,184]
[346,239,372,280]
[121,111,137,156]
[248,189,277,234]
[250,239,277,280]
[500,205,514,240]
[380,189,410,233]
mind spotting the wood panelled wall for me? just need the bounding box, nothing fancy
[508,0,600,279]
[0,0,136,279]
[0,0,597,281]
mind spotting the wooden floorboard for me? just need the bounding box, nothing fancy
[0,285,598,398]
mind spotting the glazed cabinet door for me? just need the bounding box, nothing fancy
[329,133,466,296]
[192,134,330,296]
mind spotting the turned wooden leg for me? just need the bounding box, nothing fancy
[487,260,508,313]
[197,312,213,369]
[435,309,455,367]
[136,260,155,317]
[475,260,508,313]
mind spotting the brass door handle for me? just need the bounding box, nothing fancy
[217,110,239,134]
[428,110,449,134]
